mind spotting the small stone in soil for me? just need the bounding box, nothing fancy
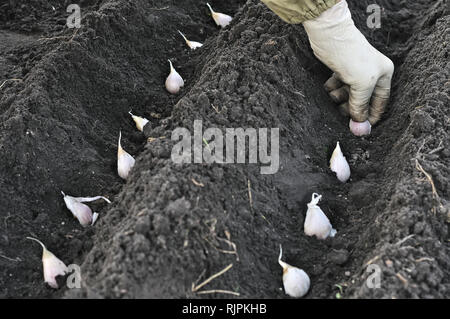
[328,249,349,265]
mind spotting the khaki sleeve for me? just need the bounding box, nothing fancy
[260,0,339,24]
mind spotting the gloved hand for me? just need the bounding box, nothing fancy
[302,0,394,136]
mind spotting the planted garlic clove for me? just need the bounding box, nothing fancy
[62,192,93,226]
[206,3,232,28]
[278,245,310,298]
[165,60,184,94]
[61,191,111,226]
[330,141,351,183]
[27,237,68,289]
[177,30,203,50]
[117,131,135,180]
[129,110,149,132]
[304,193,337,240]
[349,119,371,136]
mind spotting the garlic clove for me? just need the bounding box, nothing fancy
[177,30,203,50]
[304,193,337,240]
[349,119,371,136]
[330,141,351,183]
[117,131,136,180]
[206,3,232,28]
[128,110,149,132]
[165,60,184,94]
[278,245,310,298]
[61,192,111,227]
[188,41,203,50]
[61,191,94,226]
[27,237,68,289]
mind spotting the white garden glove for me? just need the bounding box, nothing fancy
[303,0,394,136]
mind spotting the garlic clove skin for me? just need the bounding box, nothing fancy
[117,131,136,180]
[330,141,351,183]
[61,192,111,227]
[73,195,111,204]
[27,237,68,289]
[278,245,310,298]
[91,212,99,226]
[206,3,232,28]
[178,30,203,50]
[304,193,337,240]
[129,111,149,132]
[349,119,371,136]
[165,60,184,94]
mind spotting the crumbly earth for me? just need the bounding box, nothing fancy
[0,0,448,298]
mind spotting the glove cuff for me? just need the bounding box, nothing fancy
[303,0,352,31]
[261,0,340,24]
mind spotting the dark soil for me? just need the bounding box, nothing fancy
[0,0,448,298]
